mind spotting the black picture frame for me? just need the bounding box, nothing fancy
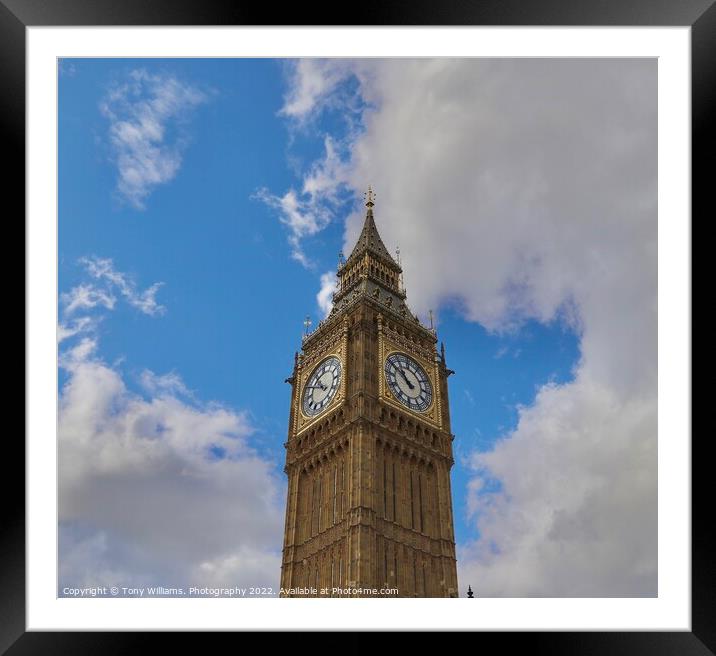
[8,0,705,650]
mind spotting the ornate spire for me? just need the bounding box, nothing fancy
[344,187,399,269]
[306,186,437,345]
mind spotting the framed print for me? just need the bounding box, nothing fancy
[9,0,706,650]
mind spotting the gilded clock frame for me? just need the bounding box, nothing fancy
[383,350,434,413]
[377,314,443,429]
[300,354,343,417]
[292,319,349,436]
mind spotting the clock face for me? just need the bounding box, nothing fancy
[302,356,342,417]
[384,352,433,412]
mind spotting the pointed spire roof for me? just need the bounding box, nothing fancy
[344,186,400,270]
[306,186,437,345]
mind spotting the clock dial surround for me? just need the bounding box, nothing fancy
[302,356,342,417]
[384,352,433,412]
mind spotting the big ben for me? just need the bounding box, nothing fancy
[280,188,459,597]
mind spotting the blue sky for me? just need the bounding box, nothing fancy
[58,57,655,596]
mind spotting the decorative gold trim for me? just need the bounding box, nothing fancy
[298,353,344,421]
[291,353,304,438]
[382,349,435,414]
[377,313,385,400]
[378,335,442,428]
[292,318,349,437]
[340,317,349,402]
[433,351,443,428]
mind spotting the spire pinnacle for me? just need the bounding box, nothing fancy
[342,186,397,267]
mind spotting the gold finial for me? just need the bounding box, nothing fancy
[364,185,375,207]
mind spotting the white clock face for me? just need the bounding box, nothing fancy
[302,356,342,416]
[384,353,433,412]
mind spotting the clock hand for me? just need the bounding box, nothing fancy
[399,368,415,390]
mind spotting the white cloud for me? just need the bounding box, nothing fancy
[278,59,657,596]
[279,59,354,122]
[316,271,337,317]
[58,335,284,593]
[254,187,328,267]
[57,316,98,344]
[58,256,284,593]
[461,378,656,597]
[59,526,140,591]
[255,136,349,268]
[79,255,165,316]
[59,257,163,353]
[100,69,207,209]
[194,545,282,590]
[59,336,99,369]
[139,369,194,400]
[60,283,116,316]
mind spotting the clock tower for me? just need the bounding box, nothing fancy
[280,189,459,597]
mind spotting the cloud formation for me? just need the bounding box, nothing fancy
[279,60,353,121]
[60,283,116,317]
[253,186,331,268]
[59,259,284,593]
[100,69,207,209]
[316,271,337,317]
[255,135,349,268]
[59,256,164,347]
[59,347,284,592]
[278,58,657,596]
[78,255,165,316]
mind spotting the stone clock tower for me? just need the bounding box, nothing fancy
[280,189,458,597]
